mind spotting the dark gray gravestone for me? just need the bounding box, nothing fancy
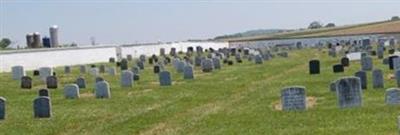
[385,88,400,105]
[89,68,99,76]
[121,71,134,87]
[99,65,106,73]
[131,66,140,75]
[154,65,161,74]
[383,58,389,65]
[372,69,384,89]
[333,64,344,73]
[108,67,116,76]
[46,76,58,89]
[309,59,320,74]
[38,89,49,97]
[109,57,116,63]
[183,65,194,79]
[201,59,214,72]
[361,56,373,71]
[133,74,140,81]
[76,77,86,89]
[281,86,306,111]
[0,97,5,120]
[159,71,172,86]
[194,56,202,67]
[64,84,80,99]
[120,59,128,70]
[139,55,146,62]
[95,81,111,98]
[377,44,384,59]
[33,96,51,118]
[354,71,367,90]
[80,65,87,74]
[393,57,400,70]
[176,61,185,73]
[33,70,40,76]
[21,76,32,89]
[336,77,362,108]
[255,55,263,64]
[389,55,399,70]
[160,48,166,56]
[212,58,221,70]
[341,57,350,67]
[12,66,25,80]
[127,54,133,61]
[64,66,71,74]
[95,77,104,83]
[137,61,144,70]
[396,70,400,87]
[227,60,234,65]
[330,81,337,92]
[170,48,176,56]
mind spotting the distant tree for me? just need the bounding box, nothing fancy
[391,16,400,21]
[0,38,11,49]
[325,23,336,28]
[308,21,323,29]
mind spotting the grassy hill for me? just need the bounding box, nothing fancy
[0,49,399,134]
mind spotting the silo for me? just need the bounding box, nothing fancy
[42,37,51,48]
[26,33,34,48]
[49,25,59,47]
[32,32,42,48]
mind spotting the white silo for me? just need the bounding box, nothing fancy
[49,25,59,47]
[32,32,42,48]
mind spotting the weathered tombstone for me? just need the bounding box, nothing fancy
[396,70,400,87]
[194,56,202,66]
[33,96,51,118]
[170,48,176,56]
[109,57,116,63]
[76,77,86,89]
[12,66,25,80]
[99,65,106,73]
[281,86,307,111]
[160,48,166,56]
[33,70,40,76]
[385,88,400,105]
[201,59,214,72]
[89,68,99,76]
[393,57,400,70]
[139,55,146,62]
[0,97,5,120]
[64,84,80,99]
[154,65,161,74]
[120,59,128,70]
[46,76,58,89]
[39,67,52,80]
[372,69,384,89]
[176,61,185,73]
[389,55,399,70]
[333,64,344,73]
[336,77,362,108]
[133,74,140,81]
[330,81,337,92]
[212,58,221,70]
[108,67,116,76]
[127,54,133,61]
[38,89,49,97]
[309,59,320,74]
[183,65,194,79]
[354,71,367,89]
[137,61,144,70]
[383,58,389,65]
[121,71,134,87]
[80,65,87,74]
[95,76,104,83]
[64,66,71,74]
[21,76,32,89]
[131,66,140,75]
[341,57,350,67]
[95,81,111,98]
[227,60,234,65]
[159,71,172,86]
[361,56,373,71]
[255,55,263,64]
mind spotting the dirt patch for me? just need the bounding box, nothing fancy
[388,74,395,80]
[272,96,317,111]
[80,92,94,98]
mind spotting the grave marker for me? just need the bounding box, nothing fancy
[64,84,80,99]
[281,86,307,111]
[159,71,172,86]
[336,77,362,108]
[309,59,320,74]
[33,96,51,118]
[372,69,384,89]
[385,88,400,105]
[46,76,58,89]
[95,81,111,98]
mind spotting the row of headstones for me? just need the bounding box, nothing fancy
[281,76,400,111]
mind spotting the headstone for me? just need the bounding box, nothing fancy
[137,61,144,70]
[120,59,128,70]
[281,86,307,111]
[194,56,202,66]
[330,81,336,92]
[170,48,176,56]
[95,76,104,83]
[255,55,263,64]
[227,60,234,65]
[361,56,373,71]
[159,71,172,86]
[154,65,161,74]
[389,55,399,70]
[396,70,400,87]
[12,66,25,80]
[160,48,166,56]
[95,81,111,98]
[80,65,87,74]
[176,61,185,73]
[39,67,52,80]
[99,65,106,73]
[309,59,320,74]
[133,74,140,81]
[385,88,400,105]
[38,89,49,97]
[393,57,400,70]
[89,68,99,76]
[64,66,71,74]
[0,97,5,120]
[336,77,362,108]
[121,71,134,87]
[64,84,80,99]
[76,77,86,89]
[212,58,221,69]
[109,57,115,63]
[46,76,58,89]
[372,69,384,89]
[354,71,367,89]
[183,65,194,79]
[20,76,32,89]
[33,96,51,118]
[131,66,140,74]
[139,55,146,62]
[127,54,133,61]
[108,67,116,76]
[33,70,40,76]
[201,59,214,72]
[333,64,344,73]
[341,57,350,67]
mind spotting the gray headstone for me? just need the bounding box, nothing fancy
[39,67,52,80]
[99,65,106,73]
[95,76,104,83]
[95,81,111,98]
[137,61,144,70]
[176,61,185,73]
[120,59,128,70]
[64,66,71,74]
[393,57,400,70]
[255,55,263,64]
[64,84,80,99]
[396,70,400,87]
[355,71,367,89]
[76,77,86,89]
[160,48,166,56]
[139,55,146,62]
[33,96,51,118]
[159,71,172,86]
[21,76,32,89]
[183,65,194,79]
[131,66,140,75]
[80,65,87,74]
[89,68,99,76]
[127,54,133,61]
[372,69,384,89]
[194,56,202,67]
[385,88,400,105]
[336,77,362,108]
[121,71,134,87]
[46,76,58,89]
[212,58,221,69]
[0,97,5,120]
[281,86,306,111]
[201,59,214,72]
[361,56,373,71]
[12,66,25,80]
[109,57,116,63]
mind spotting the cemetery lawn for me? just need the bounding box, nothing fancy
[0,49,398,135]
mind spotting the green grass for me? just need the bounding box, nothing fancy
[0,49,399,135]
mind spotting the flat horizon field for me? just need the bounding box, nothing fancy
[0,48,399,135]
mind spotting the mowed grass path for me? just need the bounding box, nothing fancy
[0,49,399,135]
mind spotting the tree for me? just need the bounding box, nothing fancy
[391,16,400,21]
[0,38,11,49]
[308,21,323,29]
[325,23,336,28]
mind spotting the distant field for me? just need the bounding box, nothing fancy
[0,49,399,134]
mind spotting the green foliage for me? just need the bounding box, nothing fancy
[391,16,400,21]
[214,29,292,40]
[0,38,11,49]
[308,21,323,29]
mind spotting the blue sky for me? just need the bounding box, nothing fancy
[1,0,400,47]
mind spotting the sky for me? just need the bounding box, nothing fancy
[1,0,400,47]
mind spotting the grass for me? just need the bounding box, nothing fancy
[0,48,399,135]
